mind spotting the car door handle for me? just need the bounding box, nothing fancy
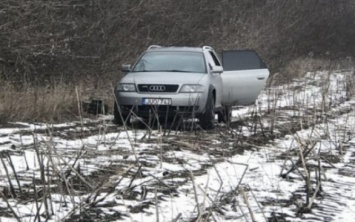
[257,77,265,80]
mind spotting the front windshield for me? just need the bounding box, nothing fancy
[132,51,207,73]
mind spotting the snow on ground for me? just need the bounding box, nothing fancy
[1,70,355,221]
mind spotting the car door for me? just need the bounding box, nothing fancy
[205,50,223,108]
[221,50,269,106]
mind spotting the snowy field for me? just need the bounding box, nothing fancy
[1,70,355,222]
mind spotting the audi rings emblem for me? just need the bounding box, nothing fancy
[149,85,166,91]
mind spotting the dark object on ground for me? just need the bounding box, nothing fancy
[82,100,108,115]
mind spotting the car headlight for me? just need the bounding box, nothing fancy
[117,83,136,92]
[179,84,204,93]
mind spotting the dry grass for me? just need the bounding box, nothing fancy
[0,82,112,124]
[269,57,355,86]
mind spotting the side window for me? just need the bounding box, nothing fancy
[209,51,221,66]
[222,50,267,71]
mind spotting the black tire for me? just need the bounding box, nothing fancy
[199,96,215,130]
[113,102,129,125]
[218,106,231,124]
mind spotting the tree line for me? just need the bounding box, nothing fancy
[1,0,354,85]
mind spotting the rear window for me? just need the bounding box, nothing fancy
[222,50,266,71]
[132,51,207,73]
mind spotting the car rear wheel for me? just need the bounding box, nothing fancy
[113,102,129,125]
[199,96,215,130]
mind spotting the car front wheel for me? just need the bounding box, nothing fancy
[199,96,215,130]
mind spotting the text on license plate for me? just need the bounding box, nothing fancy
[142,98,172,105]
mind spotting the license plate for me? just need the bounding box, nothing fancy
[142,98,172,105]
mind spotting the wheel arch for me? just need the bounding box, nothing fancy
[208,85,216,106]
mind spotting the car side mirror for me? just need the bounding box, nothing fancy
[211,66,223,74]
[121,64,131,73]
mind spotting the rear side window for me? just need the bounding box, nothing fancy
[222,50,267,71]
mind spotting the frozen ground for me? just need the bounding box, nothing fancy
[1,70,355,221]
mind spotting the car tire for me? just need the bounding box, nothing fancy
[199,96,215,130]
[113,102,129,125]
[218,106,231,124]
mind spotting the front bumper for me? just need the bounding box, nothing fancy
[115,92,207,118]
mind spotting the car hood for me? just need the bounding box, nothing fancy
[121,72,207,85]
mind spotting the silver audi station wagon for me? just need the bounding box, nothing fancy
[114,45,269,129]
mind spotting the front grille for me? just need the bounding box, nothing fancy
[138,84,179,93]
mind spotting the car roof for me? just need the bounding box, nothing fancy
[146,45,213,53]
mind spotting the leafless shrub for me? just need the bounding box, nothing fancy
[1,0,355,85]
[345,71,355,99]
[0,81,113,123]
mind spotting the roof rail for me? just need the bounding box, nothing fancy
[202,46,213,51]
[147,45,161,50]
